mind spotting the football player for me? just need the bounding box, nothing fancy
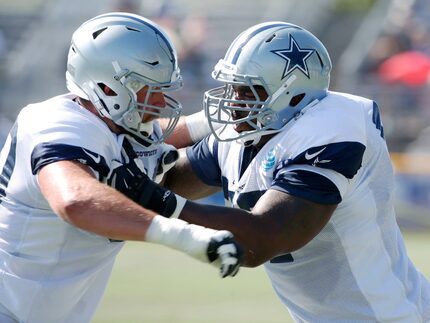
[0,13,242,323]
[113,22,430,321]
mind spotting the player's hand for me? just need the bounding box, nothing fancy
[154,145,179,184]
[106,158,149,196]
[106,137,149,197]
[107,137,185,218]
[206,231,243,278]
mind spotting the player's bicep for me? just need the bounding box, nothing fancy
[252,188,336,254]
[248,167,341,258]
[272,167,343,204]
[38,160,98,221]
[165,136,222,199]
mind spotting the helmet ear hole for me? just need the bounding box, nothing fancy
[290,93,305,107]
[97,83,117,96]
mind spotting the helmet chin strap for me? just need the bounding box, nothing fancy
[122,110,154,138]
[241,136,261,147]
[237,128,279,147]
[237,121,264,147]
[236,120,275,147]
[138,120,154,137]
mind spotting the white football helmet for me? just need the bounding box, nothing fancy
[204,22,332,145]
[66,12,183,144]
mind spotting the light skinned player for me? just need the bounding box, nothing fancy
[0,13,242,323]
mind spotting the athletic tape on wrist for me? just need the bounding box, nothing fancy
[145,215,216,262]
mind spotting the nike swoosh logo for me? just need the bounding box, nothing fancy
[305,147,326,160]
[83,148,101,164]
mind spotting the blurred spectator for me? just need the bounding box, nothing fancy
[361,33,411,74]
[121,0,210,114]
[178,15,208,87]
[0,29,7,60]
[0,28,8,80]
[0,116,13,148]
[377,51,430,86]
[358,0,430,152]
[114,0,140,12]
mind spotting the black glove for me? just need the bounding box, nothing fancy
[207,231,243,278]
[154,147,179,184]
[107,137,181,217]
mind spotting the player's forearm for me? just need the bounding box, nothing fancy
[179,201,274,267]
[55,179,156,241]
[164,149,219,199]
[163,110,216,149]
[162,116,193,148]
[105,158,271,265]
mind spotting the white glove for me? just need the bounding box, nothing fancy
[206,230,242,278]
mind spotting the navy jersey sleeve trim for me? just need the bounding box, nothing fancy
[0,122,18,200]
[372,101,384,138]
[185,138,222,187]
[31,143,110,177]
[289,141,365,179]
[272,169,341,205]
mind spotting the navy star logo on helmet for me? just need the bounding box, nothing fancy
[271,35,315,79]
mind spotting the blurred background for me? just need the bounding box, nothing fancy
[0,0,429,322]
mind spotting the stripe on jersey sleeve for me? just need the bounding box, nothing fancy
[31,143,109,177]
[186,137,222,186]
[272,169,341,204]
[293,141,365,179]
[0,122,18,200]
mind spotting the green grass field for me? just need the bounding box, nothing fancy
[93,231,430,323]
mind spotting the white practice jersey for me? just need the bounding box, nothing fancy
[0,94,171,323]
[187,91,430,322]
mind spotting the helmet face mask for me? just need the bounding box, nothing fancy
[204,64,276,144]
[66,12,183,144]
[204,22,332,145]
[112,68,182,141]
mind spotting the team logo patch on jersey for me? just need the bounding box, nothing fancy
[262,148,277,172]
